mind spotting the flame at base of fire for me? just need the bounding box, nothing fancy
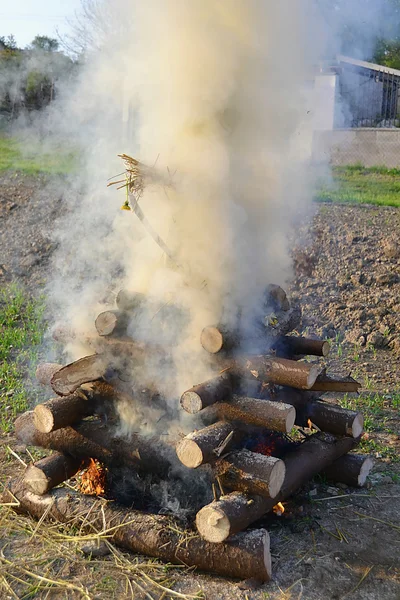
[273,502,285,516]
[78,458,106,496]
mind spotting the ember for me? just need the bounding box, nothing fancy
[78,458,106,496]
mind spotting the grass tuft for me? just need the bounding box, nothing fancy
[0,135,76,175]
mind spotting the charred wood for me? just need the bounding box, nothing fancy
[3,479,272,581]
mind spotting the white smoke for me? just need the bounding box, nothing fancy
[48,0,327,431]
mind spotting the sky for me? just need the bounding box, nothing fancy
[0,0,83,48]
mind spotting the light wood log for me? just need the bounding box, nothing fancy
[35,363,63,387]
[215,450,286,499]
[233,356,321,390]
[322,453,374,488]
[176,421,242,468]
[15,411,173,475]
[23,453,85,495]
[196,431,357,542]
[51,354,108,396]
[95,310,130,337]
[200,326,239,354]
[217,396,296,433]
[180,373,232,414]
[310,372,361,393]
[273,336,330,358]
[3,479,272,581]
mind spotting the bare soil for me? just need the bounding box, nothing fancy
[0,174,399,599]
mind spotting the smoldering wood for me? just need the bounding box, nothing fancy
[322,453,374,488]
[33,380,118,433]
[263,304,302,339]
[176,421,244,468]
[23,453,86,495]
[116,289,146,312]
[232,356,321,390]
[180,373,232,414]
[95,310,131,337]
[216,396,296,433]
[196,431,357,542]
[273,336,330,358]
[200,326,239,354]
[310,372,361,393]
[264,284,290,312]
[214,449,286,499]
[3,479,272,581]
[35,363,63,387]
[50,354,108,396]
[15,411,173,475]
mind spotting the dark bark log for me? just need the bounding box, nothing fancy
[215,450,286,499]
[308,401,364,438]
[180,373,232,414]
[176,421,244,468]
[116,289,146,311]
[310,372,361,393]
[196,431,357,542]
[263,304,302,338]
[35,363,63,387]
[51,355,108,396]
[232,356,321,390]
[15,411,173,475]
[322,453,374,488]
[95,310,131,337]
[3,479,272,581]
[23,453,86,495]
[273,336,330,358]
[216,396,296,433]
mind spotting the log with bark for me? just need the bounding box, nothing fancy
[214,449,286,499]
[35,363,63,387]
[15,411,173,475]
[180,373,232,413]
[232,356,321,390]
[264,284,290,312]
[3,479,272,581]
[200,325,239,354]
[322,453,374,488]
[216,395,296,433]
[196,431,357,542]
[33,381,117,433]
[273,336,330,358]
[176,421,244,468]
[51,354,108,396]
[95,310,131,337]
[310,371,361,393]
[23,452,86,495]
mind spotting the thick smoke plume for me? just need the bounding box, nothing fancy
[49,1,325,432]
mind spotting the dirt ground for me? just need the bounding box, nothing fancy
[0,173,399,599]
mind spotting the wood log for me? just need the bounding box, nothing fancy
[322,453,374,488]
[273,336,330,358]
[215,450,286,499]
[232,356,321,390]
[51,354,108,396]
[15,411,173,475]
[308,401,364,438]
[95,310,130,337]
[23,453,86,495]
[3,479,272,581]
[116,289,146,311]
[263,304,302,338]
[200,326,239,354]
[217,396,296,433]
[196,431,357,542]
[310,372,361,393]
[35,363,63,386]
[180,373,232,414]
[264,284,290,312]
[176,421,243,468]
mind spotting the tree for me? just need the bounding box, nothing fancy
[29,35,59,52]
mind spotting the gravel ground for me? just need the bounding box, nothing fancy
[0,173,399,600]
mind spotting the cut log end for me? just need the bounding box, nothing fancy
[95,311,119,336]
[176,438,204,469]
[321,341,331,357]
[33,404,55,434]
[357,457,374,486]
[200,326,224,354]
[196,503,232,543]
[307,365,320,389]
[180,391,203,414]
[351,413,364,439]
[284,405,296,433]
[268,460,286,498]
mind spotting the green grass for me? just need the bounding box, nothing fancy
[0,135,77,175]
[0,284,45,432]
[316,164,400,207]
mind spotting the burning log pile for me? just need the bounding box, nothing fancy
[4,284,373,582]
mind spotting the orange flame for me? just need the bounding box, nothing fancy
[78,458,106,496]
[273,502,285,516]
